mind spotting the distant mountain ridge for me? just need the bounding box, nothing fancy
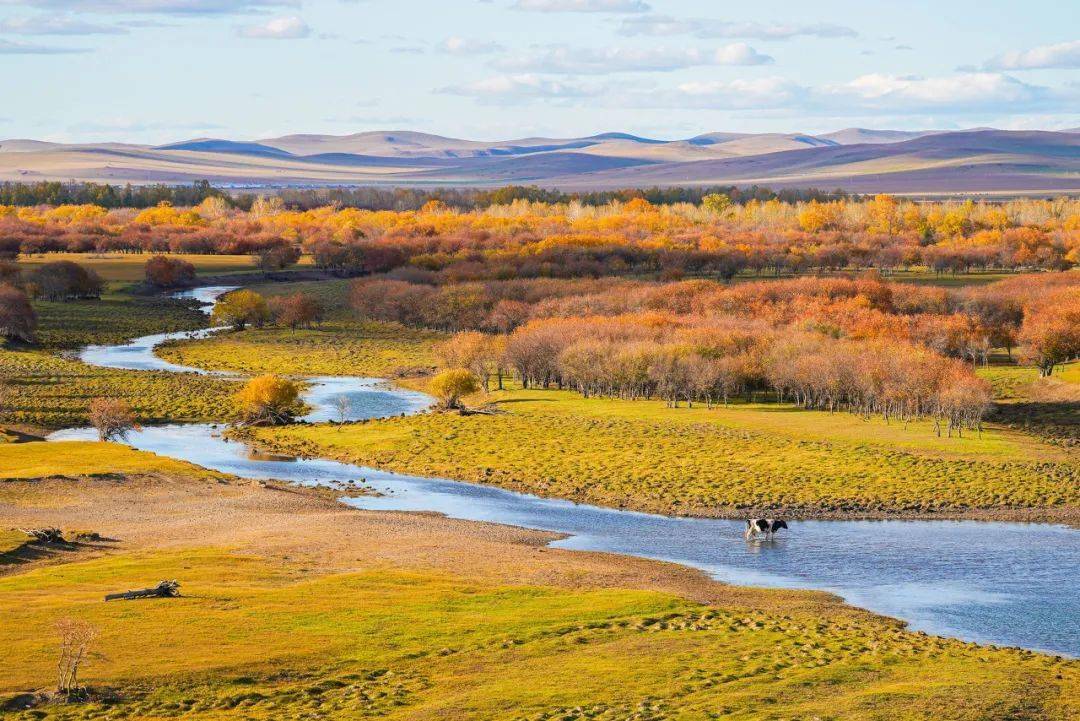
[0,127,1077,194]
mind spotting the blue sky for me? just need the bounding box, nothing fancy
[0,0,1077,143]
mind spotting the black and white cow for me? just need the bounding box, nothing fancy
[744,518,788,541]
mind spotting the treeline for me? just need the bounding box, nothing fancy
[0,179,846,211]
[270,184,849,211]
[352,272,1080,435]
[0,180,226,209]
[3,195,1077,276]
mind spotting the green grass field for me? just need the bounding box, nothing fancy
[157,320,442,378]
[0,349,236,429]
[15,253,289,283]
[156,279,444,378]
[246,385,1078,520]
[4,549,1074,721]
[0,440,221,482]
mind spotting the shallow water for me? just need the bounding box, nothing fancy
[49,288,1080,657]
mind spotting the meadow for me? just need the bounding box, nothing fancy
[244,383,1078,522]
[155,279,443,378]
[15,253,278,283]
[0,442,1075,720]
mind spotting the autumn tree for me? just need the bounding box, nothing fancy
[0,283,36,343]
[88,398,139,441]
[26,261,103,300]
[144,255,196,289]
[1020,289,1080,376]
[429,368,479,409]
[270,292,323,329]
[257,244,301,272]
[55,618,98,699]
[235,374,303,424]
[212,289,270,331]
[437,331,503,391]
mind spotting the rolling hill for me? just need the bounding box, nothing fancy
[0,128,1076,194]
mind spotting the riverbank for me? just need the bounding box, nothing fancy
[238,383,1080,526]
[2,442,1076,719]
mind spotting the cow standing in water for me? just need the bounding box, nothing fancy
[745,518,788,541]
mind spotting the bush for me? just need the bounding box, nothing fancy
[145,255,196,289]
[0,283,36,343]
[212,289,270,331]
[235,374,303,424]
[269,292,323,329]
[429,368,480,409]
[88,397,139,441]
[257,244,301,272]
[26,261,103,301]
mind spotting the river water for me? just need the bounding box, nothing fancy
[48,287,1079,657]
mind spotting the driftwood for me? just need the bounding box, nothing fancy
[104,580,180,602]
[19,528,64,544]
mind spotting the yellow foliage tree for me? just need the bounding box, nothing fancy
[429,368,480,409]
[234,374,303,424]
[212,289,270,331]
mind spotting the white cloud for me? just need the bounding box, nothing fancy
[0,14,126,34]
[0,37,90,52]
[644,76,806,109]
[438,74,600,103]
[0,0,297,14]
[237,14,309,39]
[619,15,857,40]
[982,40,1080,70]
[827,72,1054,112]
[440,36,504,55]
[513,0,650,13]
[491,43,772,74]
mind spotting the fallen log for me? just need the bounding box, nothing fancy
[104,580,180,602]
[18,528,64,544]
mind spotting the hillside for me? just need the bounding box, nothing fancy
[0,128,1076,193]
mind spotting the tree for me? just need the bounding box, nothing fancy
[701,193,731,215]
[270,292,323,329]
[1020,292,1080,376]
[437,331,502,391]
[235,374,303,424]
[333,394,351,428]
[88,398,139,441]
[212,289,270,331]
[26,261,103,300]
[0,283,36,343]
[429,368,479,409]
[55,618,98,699]
[144,255,196,289]
[257,244,301,272]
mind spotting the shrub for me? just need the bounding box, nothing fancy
[26,261,103,301]
[429,368,480,409]
[269,292,323,329]
[212,289,270,331]
[235,374,303,424]
[0,283,36,343]
[88,397,139,441]
[257,244,301,272]
[145,255,196,289]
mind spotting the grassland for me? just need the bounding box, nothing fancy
[15,253,280,283]
[0,442,1075,720]
[157,279,444,378]
[0,349,235,430]
[244,384,1078,523]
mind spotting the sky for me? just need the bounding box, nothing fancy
[0,0,1077,144]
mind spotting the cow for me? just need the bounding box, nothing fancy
[744,518,788,541]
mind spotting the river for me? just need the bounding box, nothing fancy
[48,286,1079,657]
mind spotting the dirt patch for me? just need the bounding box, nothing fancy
[0,472,837,615]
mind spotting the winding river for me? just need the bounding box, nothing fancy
[49,287,1079,657]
